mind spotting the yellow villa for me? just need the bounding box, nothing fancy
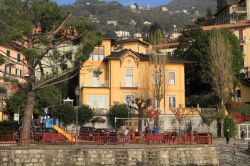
[79,38,187,130]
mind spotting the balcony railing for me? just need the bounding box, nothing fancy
[120,82,138,88]
[232,6,246,14]
[244,67,250,79]
[93,108,109,115]
[82,80,109,88]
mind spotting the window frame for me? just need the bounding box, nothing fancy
[168,96,176,109]
[125,68,133,87]
[168,71,176,85]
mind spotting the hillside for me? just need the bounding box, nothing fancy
[62,0,217,37]
[167,0,217,13]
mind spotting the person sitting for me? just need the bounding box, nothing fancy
[153,126,158,135]
[145,127,150,135]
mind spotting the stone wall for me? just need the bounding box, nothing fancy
[159,114,218,137]
[0,145,219,166]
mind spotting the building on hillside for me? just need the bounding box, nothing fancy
[107,20,118,27]
[168,32,181,41]
[0,45,28,83]
[79,38,187,131]
[153,42,179,56]
[215,0,250,24]
[115,31,131,39]
[134,33,142,38]
[112,38,149,54]
[202,20,250,103]
[162,6,169,12]
[0,45,28,121]
[143,21,152,26]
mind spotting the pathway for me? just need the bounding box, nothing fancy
[215,139,250,166]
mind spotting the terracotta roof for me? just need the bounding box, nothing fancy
[202,20,250,31]
[153,42,179,48]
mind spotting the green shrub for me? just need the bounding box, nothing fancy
[0,120,19,131]
[0,86,6,94]
[56,103,75,127]
[107,102,129,129]
[78,105,93,126]
[237,104,250,115]
[224,116,237,138]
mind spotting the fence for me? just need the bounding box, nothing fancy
[0,131,212,146]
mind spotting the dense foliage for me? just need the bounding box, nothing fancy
[0,121,19,131]
[224,116,237,138]
[174,25,211,95]
[77,105,94,126]
[107,103,129,129]
[0,0,101,139]
[186,94,219,107]
[0,86,7,94]
[199,109,217,132]
[56,103,75,127]
[174,27,244,98]
[5,86,61,119]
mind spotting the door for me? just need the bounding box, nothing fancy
[239,123,250,140]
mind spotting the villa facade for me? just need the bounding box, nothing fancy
[79,38,187,130]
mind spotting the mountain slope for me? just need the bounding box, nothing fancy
[167,0,217,13]
[62,0,217,37]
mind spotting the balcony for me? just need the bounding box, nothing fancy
[243,67,250,79]
[120,82,138,88]
[232,6,247,14]
[93,108,109,115]
[82,80,109,88]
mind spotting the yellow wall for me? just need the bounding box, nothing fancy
[0,45,28,83]
[79,39,185,115]
[123,42,148,54]
[103,39,112,56]
[233,27,250,102]
[0,112,8,122]
[240,84,250,103]
[233,27,250,67]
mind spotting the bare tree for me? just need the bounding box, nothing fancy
[149,50,168,113]
[209,29,234,137]
[171,105,187,133]
[130,65,152,135]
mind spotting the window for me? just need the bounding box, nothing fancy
[6,50,10,57]
[125,68,133,87]
[92,73,100,87]
[125,94,134,106]
[90,46,104,61]
[5,66,11,74]
[16,69,21,76]
[17,54,21,62]
[169,96,176,108]
[87,95,109,109]
[6,50,10,64]
[168,72,175,85]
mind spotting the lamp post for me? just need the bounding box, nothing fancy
[74,85,80,143]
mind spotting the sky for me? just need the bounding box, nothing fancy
[55,0,171,7]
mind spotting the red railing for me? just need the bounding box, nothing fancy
[0,132,212,145]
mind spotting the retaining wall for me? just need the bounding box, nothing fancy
[0,145,219,166]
